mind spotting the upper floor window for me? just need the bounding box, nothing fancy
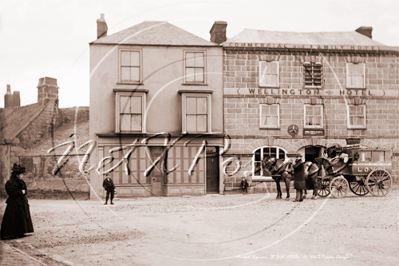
[260,104,279,129]
[185,52,205,83]
[120,50,141,83]
[347,63,365,89]
[259,61,279,87]
[115,90,147,133]
[347,105,366,129]
[254,147,286,176]
[304,105,323,128]
[303,62,322,88]
[180,92,211,133]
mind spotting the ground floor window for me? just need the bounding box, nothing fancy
[253,146,286,176]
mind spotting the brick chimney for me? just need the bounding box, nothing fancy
[37,77,59,106]
[97,14,108,39]
[4,85,21,108]
[210,21,227,44]
[355,26,373,39]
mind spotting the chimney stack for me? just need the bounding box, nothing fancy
[210,21,227,44]
[355,26,373,39]
[4,85,21,108]
[97,14,108,39]
[37,77,59,106]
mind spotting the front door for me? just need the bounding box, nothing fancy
[150,146,165,196]
[206,146,219,193]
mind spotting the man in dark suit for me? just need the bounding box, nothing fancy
[102,174,115,205]
[293,154,306,202]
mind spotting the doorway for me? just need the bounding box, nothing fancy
[149,146,165,197]
[305,146,322,164]
[206,146,220,193]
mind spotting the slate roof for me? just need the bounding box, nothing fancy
[225,29,387,46]
[91,21,217,46]
[0,103,44,143]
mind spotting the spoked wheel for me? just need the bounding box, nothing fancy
[317,178,330,197]
[349,179,369,196]
[366,169,392,197]
[329,176,349,198]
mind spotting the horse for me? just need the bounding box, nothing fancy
[261,157,321,200]
[261,157,294,199]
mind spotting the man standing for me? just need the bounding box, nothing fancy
[102,174,115,205]
[293,154,306,202]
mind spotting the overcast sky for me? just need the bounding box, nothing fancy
[0,0,398,108]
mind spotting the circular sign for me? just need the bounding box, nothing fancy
[287,124,298,137]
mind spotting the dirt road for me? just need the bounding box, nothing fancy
[1,189,398,266]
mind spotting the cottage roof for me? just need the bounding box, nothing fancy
[0,103,43,143]
[225,29,386,46]
[91,21,218,46]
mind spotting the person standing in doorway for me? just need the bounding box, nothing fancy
[102,174,115,205]
[1,164,34,240]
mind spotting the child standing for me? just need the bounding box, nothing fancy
[241,177,249,194]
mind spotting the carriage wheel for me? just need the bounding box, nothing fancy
[366,169,392,197]
[349,179,369,196]
[329,176,349,198]
[317,179,330,197]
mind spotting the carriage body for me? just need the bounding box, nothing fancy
[317,147,393,198]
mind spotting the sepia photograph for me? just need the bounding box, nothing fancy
[0,0,398,265]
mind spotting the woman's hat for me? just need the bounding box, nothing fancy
[12,163,26,174]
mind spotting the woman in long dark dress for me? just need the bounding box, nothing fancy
[1,164,34,240]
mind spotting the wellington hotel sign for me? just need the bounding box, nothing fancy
[224,88,399,97]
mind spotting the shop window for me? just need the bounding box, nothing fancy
[303,62,322,88]
[347,105,366,129]
[260,104,279,128]
[119,50,141,83]
[304,105,323,128]
[185,52,205,83]
[115,91,147,133]
[347,63,365,89]
[259,61,279,87]
[181,92,211,133]
[253,147,286,176]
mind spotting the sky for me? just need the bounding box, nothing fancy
[0,0,398,108]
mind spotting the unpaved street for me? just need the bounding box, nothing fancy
[1,189,399,266]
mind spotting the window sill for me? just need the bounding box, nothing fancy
[113,88,148,93]
[117,82,143,85]
[178,89,213,94]
[346,87,366,90]
[258,85,279,88]
[303,86,322,89]
[182,83,208,86]
[259,127,280,130]
[348,127,366,130]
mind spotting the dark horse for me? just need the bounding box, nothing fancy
[261,157,321,199]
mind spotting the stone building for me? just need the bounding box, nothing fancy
[218,24,399,191]
[0,78,64,197]
[89,15,224,198]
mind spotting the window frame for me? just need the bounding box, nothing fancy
[346,63,366,89]
[304,104,323,129]
[259,61,279,87]
[180,92,212,134]
[114,90,147,133]
[252,146,287,177]
[259,104,280,129]
[118,49,143,84]
[347,104,366,129]
[183,51,206,84]
[303,62,322,89]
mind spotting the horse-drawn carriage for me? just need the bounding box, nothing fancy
[257,145,393,199]
[316,146,393,198]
